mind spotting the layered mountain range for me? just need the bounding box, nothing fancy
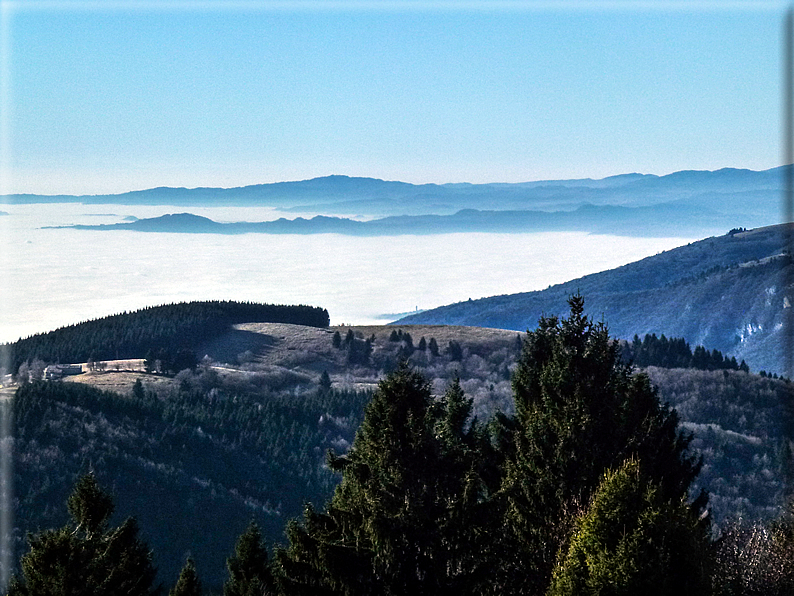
[7,166,787,236]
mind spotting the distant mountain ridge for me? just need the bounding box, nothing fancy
[4,166,787,228]
[394,224,793,375]
[50,198,771,238]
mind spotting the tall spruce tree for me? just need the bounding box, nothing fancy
[428,337,439,357]
[223,522,273,596]
[274,366,492,595]
[170,559,201,596]
[494,295,703,595]
[8,474,159,596]
[319,370,332,394]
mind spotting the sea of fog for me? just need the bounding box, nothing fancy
[0,203,704,344]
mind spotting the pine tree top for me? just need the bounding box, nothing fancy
[170,558,201,596]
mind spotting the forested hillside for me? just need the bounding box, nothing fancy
[646,366,793,524]
[396,224,792,375]
[10,377,369,590]
[9,298,794,595]
[1,301,329,373]
[7,321,522,589]
[7,308,794,592]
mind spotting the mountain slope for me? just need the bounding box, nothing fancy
[1,301,329,372]
[395,224,793,375]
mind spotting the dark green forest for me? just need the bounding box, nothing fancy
[623,333,751,373]
[9,374,369,590]
[7,296,794,595]
[1,301,329,373]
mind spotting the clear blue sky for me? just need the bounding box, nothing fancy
[1,1,784,194]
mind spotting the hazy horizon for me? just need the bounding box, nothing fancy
[3,3,781,195]
[2,163,784,197]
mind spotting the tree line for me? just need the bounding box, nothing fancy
[623,332,751,373]
[333,328,459,366]
[2,301,329,373]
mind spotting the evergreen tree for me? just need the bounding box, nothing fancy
[144,350,156,373]
[397,343,414,360]
[402,332,413,349]
[332,331,342,349]
[548,459,711,596]
[710,349,725,370]
[495,295,703,594]
[132,378,146,401]
[67,473,115,538]
[8,474,159,596]
[446,341,463,362]
[692,345,710,370]
[428,337,439,357]
[224,522,273,596]
[170,558,201,596]
[274,366,491,595]
[319,370,332,393]
[347,338,372,366]
[417,337,427,352]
